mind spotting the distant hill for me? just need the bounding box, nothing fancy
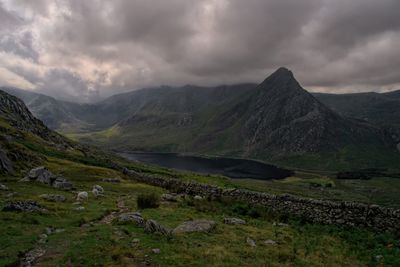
[3,69,399,170]
[314,91,400,143]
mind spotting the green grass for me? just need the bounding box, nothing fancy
[1,158,399,266]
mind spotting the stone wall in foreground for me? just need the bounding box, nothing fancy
[122,168,400,233]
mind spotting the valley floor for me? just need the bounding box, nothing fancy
[1,157,399,266]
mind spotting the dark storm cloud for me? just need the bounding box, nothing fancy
[0,0,399,102]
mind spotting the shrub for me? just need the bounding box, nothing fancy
[137,193,160,209]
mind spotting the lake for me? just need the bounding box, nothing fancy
[118,152,293,180]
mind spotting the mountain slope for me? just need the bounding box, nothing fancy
[314,90,400,143]
[73,68,398,170]
[0,87,89,132]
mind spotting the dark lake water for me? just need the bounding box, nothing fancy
[118,152,293,180]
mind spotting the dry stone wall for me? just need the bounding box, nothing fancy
[122,168,400,233]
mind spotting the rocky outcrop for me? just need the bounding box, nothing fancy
[3,201,47,213]
[118,212,145,226]
[123,168,400,233]
[22,167,73,191]
[0,147,14,174]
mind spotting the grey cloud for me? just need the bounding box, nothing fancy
[0,0,399,101]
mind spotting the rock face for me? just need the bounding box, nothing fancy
[3,201,47,213]
[173,219,216,234]
[0,90,71,146]
[23,166,73,190]
[223,217,246,225]
[0,147,14,174]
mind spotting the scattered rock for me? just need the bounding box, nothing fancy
[76,191,88,202]
[173,219,215,234]
[246,237,256,247]
[45,227,54,235]
[161,193,178,202]
[264,239,277,245]
[193,195,203,200]
[102,178,121,183]
[223,217,246,225]
[20,248,46,267]
[73,206,85,211]
[52,177,73,191]
[132,238,140,243]
[3,201,47,213]
[117,212,145,226]
[55,229,65,233]
[152,248,160,254]
[39,194,66,202]
[0,183,8,190]
[145,219,172,236]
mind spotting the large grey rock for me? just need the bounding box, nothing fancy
[3,200,47,213]
[25,166,54,184]
[76,191,88,201]
[39,194,66,202]
[223,217,246,225]
[52,177,73,191]
[173,219,216,234]
[117,212,145,226]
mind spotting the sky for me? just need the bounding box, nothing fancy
[0,0,399,103]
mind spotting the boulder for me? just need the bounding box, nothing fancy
[246,237,256,247]
[173,219,216,234]
[52,177,73,191]
[25,166,54,184]
[144,219,172,236]
[76,191,88,202]
[93,185,104,193]
[193,195,203,200]
[3,200,47,213]
[117,212,145,226]
[39,194,66,202]
[152,248,160,254]
[223,217,246,225]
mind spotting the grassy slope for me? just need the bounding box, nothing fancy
[1,158,400,266]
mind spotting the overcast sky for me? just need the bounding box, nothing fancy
[0,0,399,102]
